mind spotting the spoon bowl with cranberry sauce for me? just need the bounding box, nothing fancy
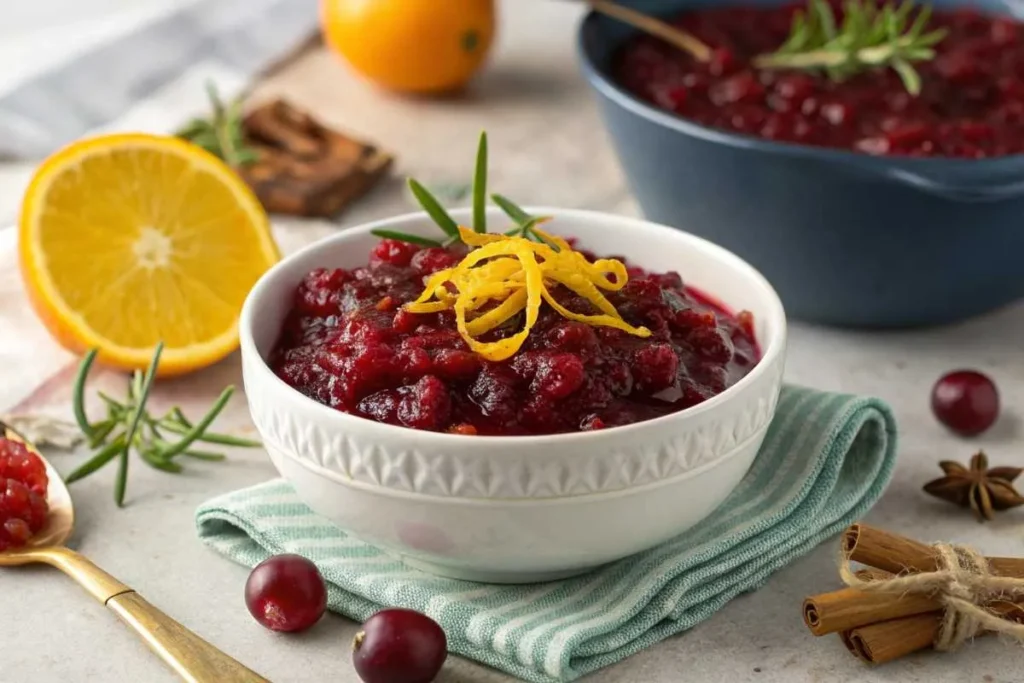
[579,0,1024,328]
[0,423,269,681]
[240,206,786,583]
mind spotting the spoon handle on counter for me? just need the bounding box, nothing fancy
[38,546,270,683]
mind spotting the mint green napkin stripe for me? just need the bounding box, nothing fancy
[196,384,897,682]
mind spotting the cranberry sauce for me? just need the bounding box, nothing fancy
[270,239,760,435]
[614,3,1024,158]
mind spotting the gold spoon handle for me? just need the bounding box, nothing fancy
[40,547,269,683]
[107,592,270,683]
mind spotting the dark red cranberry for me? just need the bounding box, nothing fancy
[371,239,419,267]
[931,370,1000,436]
[0,438,49,552]
[431,349,481,380]
[0,438,48,496]
[774,74,816,104]
[632,343,680,392]
[531,353,585,399]
[710,72,764,106]
[708,48,736,76]
[244,554,327,633]
[352,608,447,683]
[397,376,452,431]
[411,247,461,275]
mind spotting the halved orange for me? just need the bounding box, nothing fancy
[19,133,280,377]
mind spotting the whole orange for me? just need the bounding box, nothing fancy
[320,0,495,94]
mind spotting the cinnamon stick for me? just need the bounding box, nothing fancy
[804,568,934,636]
[843,524,1024,577]
[840,601,1024,664]
[841,613,939,664]
[238,99,393,217]
[803,587,939,636]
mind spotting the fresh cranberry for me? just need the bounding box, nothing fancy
[244,554,327,633]
[931,371,1000,436]
[352,609,447,683]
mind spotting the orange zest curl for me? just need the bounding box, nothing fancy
[404,225,651,361]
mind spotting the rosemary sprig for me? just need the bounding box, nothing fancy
[176,82,259,166]
[371,132,554,248]
[472,131,488,233]
[66,344,261,506]
[752,0,947,95]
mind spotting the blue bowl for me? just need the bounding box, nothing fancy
[577,0,1024,327]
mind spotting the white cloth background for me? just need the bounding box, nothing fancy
[0,0,318,159]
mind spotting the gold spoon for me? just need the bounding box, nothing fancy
[586,0,712,62]
[0,420,269,683]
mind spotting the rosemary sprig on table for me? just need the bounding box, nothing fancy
[372,131,553,248]
[753,0,947,95]
[68,344,261,507]
[175,82,259,167]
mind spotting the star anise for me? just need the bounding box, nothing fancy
[923,451,1024,522]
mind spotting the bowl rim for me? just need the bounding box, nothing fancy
[240,206,787,446]
[575,5,1024,170]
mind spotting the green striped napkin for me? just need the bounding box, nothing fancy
[196,385,896,682]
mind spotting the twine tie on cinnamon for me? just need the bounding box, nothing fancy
[840,541,1024,650]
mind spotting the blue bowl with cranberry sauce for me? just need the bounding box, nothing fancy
[578,0,1024,327]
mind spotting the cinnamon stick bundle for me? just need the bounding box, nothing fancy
[238,100,393,217]
[802,523,1024,666]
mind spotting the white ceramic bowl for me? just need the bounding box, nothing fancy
[240,207,786,583]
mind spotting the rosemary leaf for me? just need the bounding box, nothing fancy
[140,448,183,474]
[491,194,532,224]
[156,387,235,459]
[472,132,488,233]
[181,449,228,462]
[116,343,163,506]
[754,0,946,96]
[88,420,118,449]
[65,435,126,484]
[369,229,444,248]
[408,179,461,238]
[72,348,98,437]
[891,58,921,95]
[158,421,262,448]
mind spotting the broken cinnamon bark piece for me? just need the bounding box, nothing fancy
[238,99,392,217]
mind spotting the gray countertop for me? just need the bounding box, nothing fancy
[2,1,1024,681]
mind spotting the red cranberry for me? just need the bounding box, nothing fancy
[0,478,48,551]
[708,48,736,76]
[710,72,764,106]
[0,438,49,552]
[931,370,999,437]
[531,353,585,399]
[244,554,327,633]
[411,247,461,275]
[353,609,447,683]
[397,376,452,430]
[0,438,48,496]
[371,239,419,267]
